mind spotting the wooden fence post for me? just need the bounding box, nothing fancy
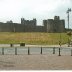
[15,48,17,55]
[41,47,42,54]
[10,44,13,47]
[53,47,55,54]
[2,48,4,55]
[28,47,30,55]
[71,49,72,56]
[58,48,61,56]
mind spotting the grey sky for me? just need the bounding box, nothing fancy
[0,0,72,28]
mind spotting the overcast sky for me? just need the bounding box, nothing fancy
[0,0,72,28]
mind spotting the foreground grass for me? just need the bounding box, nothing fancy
[0,32,71,45]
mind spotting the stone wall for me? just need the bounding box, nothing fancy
[0,16,65,33]
[43,16,65,33]
[0,23,44,32]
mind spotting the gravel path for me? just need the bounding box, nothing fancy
[0,55,72,70]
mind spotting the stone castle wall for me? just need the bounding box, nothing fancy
[0,16,65,33]
[43,16,65,33]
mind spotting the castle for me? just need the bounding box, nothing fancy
[0,16,65,32]
[43,16,65,32]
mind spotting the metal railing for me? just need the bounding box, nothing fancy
[0,46,72,56]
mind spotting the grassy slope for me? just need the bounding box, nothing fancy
[0,32,71,45]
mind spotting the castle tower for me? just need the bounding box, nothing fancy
[43,16,65,33]
[47,19,54,32]
[43,20,47,32]
[54,16,60,20]
[59,20,65,32]
[33,18,37,26]
[21,18,25,24]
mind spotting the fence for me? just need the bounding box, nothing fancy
[0,46,72,56]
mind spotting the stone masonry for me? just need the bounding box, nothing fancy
[0,16,65,33]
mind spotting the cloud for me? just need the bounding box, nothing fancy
[0,0,72,28]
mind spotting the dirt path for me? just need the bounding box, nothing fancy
[0,55,72,70]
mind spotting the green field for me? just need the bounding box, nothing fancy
[0,32,71,45]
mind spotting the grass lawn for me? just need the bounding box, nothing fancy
[0,32,71,45]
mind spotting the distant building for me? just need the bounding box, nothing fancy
[43,16,65,32]
[0,16,65,32]
[6,20,13,23]
[21,18,37,32]
[21,18,36,26]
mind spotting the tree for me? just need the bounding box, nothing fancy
[67,31,72,37]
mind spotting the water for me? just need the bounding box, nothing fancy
[0,47,72,55]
